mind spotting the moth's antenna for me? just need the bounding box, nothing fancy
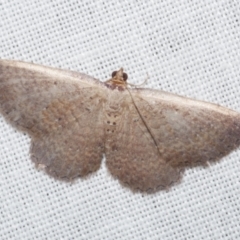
[127,72,149,88]
[126,86,161,156]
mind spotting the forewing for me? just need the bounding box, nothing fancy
[105,94,181,193]
[0,60,106,179]
[131,88,240,169]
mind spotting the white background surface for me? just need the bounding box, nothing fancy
[0,1,240,239]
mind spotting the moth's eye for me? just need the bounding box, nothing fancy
[112,71,117,78]
[123,73,128,81]
[111,71,128,81]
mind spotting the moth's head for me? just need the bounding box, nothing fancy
[104,68,128,90]
[111,68,128,82]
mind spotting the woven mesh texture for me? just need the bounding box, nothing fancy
[0,1,240,239]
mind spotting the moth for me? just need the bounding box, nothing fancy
[0,59,240,193]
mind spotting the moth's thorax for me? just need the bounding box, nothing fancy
[102,68,130,137]
[104,88,130,114]
[103,87,131,137]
